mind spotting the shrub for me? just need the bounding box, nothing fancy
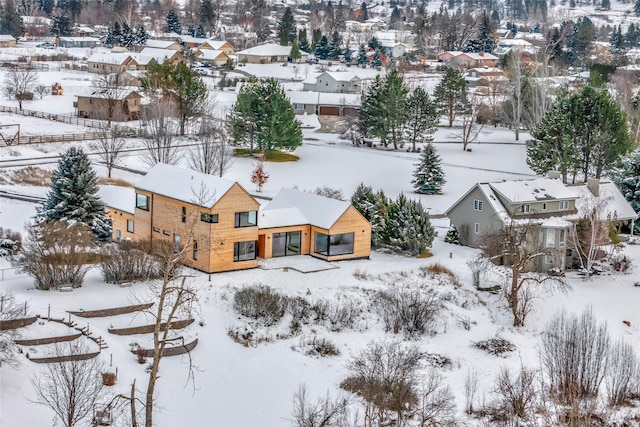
[101,372,116,386]
[136,348,147,364]
[473,337,516,356]
[610,254,631,272]
[99,240,164,284]
[300,337,340,357]
[233,284,288,326]
[311,299,362,332]
[375,289,442,338]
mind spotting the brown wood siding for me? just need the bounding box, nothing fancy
[106,208,135,241]
[258,225,311,258]
[309,206,371,261]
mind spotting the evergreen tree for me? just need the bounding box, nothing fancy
[165,9,182,34]
[194,23,206,38]
[49,12,72,36]
[382,194,434,255]
[433,67,467,127]
[315,35,331,59]
[343,45,352,63]
[328,31,341,59]
[106,21,121,46]
[610,148,640,233]
[444,225,460,244]
[278,7,296,45]
[36,147,111,241]
[610,24,625,56]
[404,87,438,152]
[360,1,368,21]
[0,0,24,38]
[290,40,301,62]
[134,25,149,46]
[601,0,610,10]
[120,22,134,48]
[40,0,54,15]
[299,29,310,52]
[636,0,640,16]
[626,23,639,48]
[359,70,408,149]
[370,50,382,67]
[229,78,302,158]
[412,143,446,194]
[200,0,215,33]
[368,36,381,50]
[357,44,368,66]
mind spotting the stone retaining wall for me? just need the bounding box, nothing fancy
[28,351,101,364]
[0,316,37,331]
[68,302,153,318]
[15,332,82,346]
[109,319,194,336]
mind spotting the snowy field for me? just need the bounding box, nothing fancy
[1,118,639,427]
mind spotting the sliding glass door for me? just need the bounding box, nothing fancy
[272,231,301,257]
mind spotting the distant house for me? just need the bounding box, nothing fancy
[133,48,185,69]
[73,26,96,37]
[180,35,209,49]
[237,43,308,64]
[194,48,229,66]
[379,40,405,58]
[198,40,235,55]
[0,35,17,47]
[287,91,360,116]
[76,89,142,121]
[147,31,181,41]
[494,39,538,56]
[56,36,101,48]
[303,71,362,94]
[145,39,181,50]
[102,164,371,273]
[438,51,499,68]
[465,67,507,89]
[87,52,136,73]
[445,177,637,272]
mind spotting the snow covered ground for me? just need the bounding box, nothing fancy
[0,115,639,427]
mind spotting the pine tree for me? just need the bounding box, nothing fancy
[360,1,368,21]
[610,24,624,57]
[120,22,134,48]
[194,23,206,38]
[278,7,296,45]
[49,12,72,36]
[636,0,640,16]
[0,0,24,38]
[106,21,121,46]
[382,194,434,255]
[610,148,640,233]
[200,0,215,33]
[343,45,352,63]
[36,147,111,241]
[328,31,341,59]
[626,23,639,48]
[290,40,301,62]
[357,44,367,66]
[351,183,389,247]
[368,36,381,50]
[404,87,438,152]
[134,25,149,46]
[165,9,182,34]
[299,29,310,52]
[412,143,446,194]
[433,67,467,127]
[315,35,331,59]
[370,50,382,68]
[444,225,460,244]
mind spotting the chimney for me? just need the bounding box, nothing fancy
[479,51,484,57]
[587,177,600,197]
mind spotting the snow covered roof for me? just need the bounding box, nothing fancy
[321,71,359,82]
[133,49,181,65]
[489,178,576,203]
[99,185,135,214]
[200,40,230,50]
[286,91,361,106]
[145,39,179,49]
[197,49,227,60]
[0,35,16,41]
[259,207,309,228]
[87,52,131,65]
[571,181,638,221]
[238,43,297,57]
[460,52,499,60]
[59,36,100,42]
[180,36,208,45]
[75,86,141,100]
[262,188,351,229]
[135,164,236,208]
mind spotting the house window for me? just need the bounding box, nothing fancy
[234,241,257,261]
[181,207,187,223]
[153,227,160,233]
[545,254,554,264]
[474,223,480,234]
[521,204,530,214]
[173,233,181,252]
[136,193,150,211]
[163,230,170,236]
[559,200,569,210]
[542,202,547,211]
[559,229,566,247]
[314,232,354,256]
[115,229,121,240]
[293,103,305,110]
[127,220,134,233]
[473,199,483,211]
[235,211,257,227]
[546,229,555,248]
[193,241,198,260]
[201,213,219,223]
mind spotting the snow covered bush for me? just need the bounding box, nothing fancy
[311,299,363,332]
[473,337,516,356]
[295,336,340,357]
[99,240,164,284]
[312,185,345,201]
[375,289,442,338]
[0,227,21,257]
[233,284,288,326]
[444,225,460,244]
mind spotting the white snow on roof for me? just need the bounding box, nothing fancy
[201,40,229,50]
[286,91,361,106]
[98,185,135,214]
[197,49,226,60]
[0,35,16,41]
[259,207,309,228]
[571,181,638,221]
[135,164,236,208]
[540,217,573,228]
[262,188,351,230]
[59,36,99,42]
[237,43,295,57]
[145,39,179,49]
[322,71,359,81]
[489,178,576,203]
[87,52,131,65]
[461,52,499,60]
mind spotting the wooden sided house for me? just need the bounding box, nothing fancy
[103,164,371,273]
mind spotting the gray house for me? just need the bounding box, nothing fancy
[445,178,637,272]
[303,71,362,94]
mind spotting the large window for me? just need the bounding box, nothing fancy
[136,193,149,211]
[272,231,301,257]
[559,200,569,210]
[181,207,187,223]
[314,232,354,256]
[234,241,257,261]
[235,211,257,227]
[173,234,181,253]
[201,213,219,223]
[546,229,555,248]
[521,204,530,214]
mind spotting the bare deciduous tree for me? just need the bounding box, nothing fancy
[187,121,233,177]
[414,370,457,426]
[92,72,128,126]
[501,50,528,141]
[466,255,492,288]
[140,98,180,167]
[3,66,40,110]
[289,384,355,427]
[30,341,106,427]
[539,308,610,404]
[0,292,27,368]
[481,217,566,327]
[90,128,127,178]
[605,338,639,407]
[458,94,485,151]
[490,365,537,422]
[35,84,49,100]
[463,368,479,414]
[568,198,611,280]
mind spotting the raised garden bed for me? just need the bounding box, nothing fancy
[15,332,82,346]
[68,302,153,318]
[108,319,194,336]
[131,338,198,358]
